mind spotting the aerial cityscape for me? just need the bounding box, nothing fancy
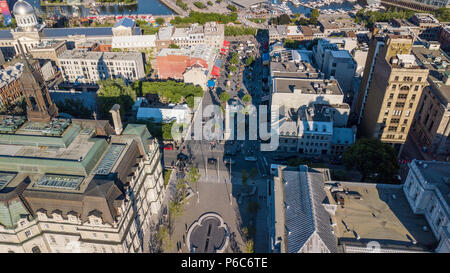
[0,0,448,259]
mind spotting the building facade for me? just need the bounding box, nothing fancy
[0,62,22,108]
[357,35,429,149]
[58,50,145,84]
[403,160,450,253]
[410,43,450,158]
[0,116,166,253]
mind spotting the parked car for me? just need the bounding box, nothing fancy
[177,153,188,161]
[223,157,235,164]
[163,144,174,150]
[208,158,217,165]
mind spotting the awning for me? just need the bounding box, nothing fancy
[212,65,220,77]
[223,40,230,48]
[207,80,216,88]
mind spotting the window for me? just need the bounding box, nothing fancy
[395,102,405,108]
[389,93,394,99]
[391,118,400,124]
[414,85,419,91]
[418,77,422,82]
[398,94,407,99]
[395,76,399,81]
[391,84,397,90]
[400,85,410,91]
[32,246,41,253]
[25,230,32,238]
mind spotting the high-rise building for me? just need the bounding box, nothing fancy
[355,35,429,151]
[410,43,450,159]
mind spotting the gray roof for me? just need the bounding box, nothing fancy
[283,166,338,253]
[113,18,135,29]
[229,0,267,8]
[0,30,13,40]
[43,27,141,38]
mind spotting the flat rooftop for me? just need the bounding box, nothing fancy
[414,160,450,207]
[273,78,342,95]
[411,45,450,104]
[58,49,142,61]
[326,182,437,251]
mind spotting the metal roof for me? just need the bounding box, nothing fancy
[94,144,125,175]
[114,17,135,29]
[283,166,338,253]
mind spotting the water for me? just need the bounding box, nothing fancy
[27,0,174,17]
[278,0,355,15]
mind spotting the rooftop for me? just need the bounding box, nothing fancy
[273,78,342,95]
[0,63,23,89]
[326,182,437,252]
[229,0,267,8]
[412,160,450,207]
[411,45,450,104]
[30,40,65,50]
[274,166,338,253]
[58,49,142,61]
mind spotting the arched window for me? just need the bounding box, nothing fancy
[32,246,41,253]
[400,86,410,91]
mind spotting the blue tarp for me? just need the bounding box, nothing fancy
[207,80,216,88]
[262,53,270,62]
[215,59,223,68]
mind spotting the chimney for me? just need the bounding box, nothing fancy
[109,104,123,135]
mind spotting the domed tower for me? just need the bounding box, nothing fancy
[13,0,39,32]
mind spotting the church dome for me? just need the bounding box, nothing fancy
[13,0,35,17]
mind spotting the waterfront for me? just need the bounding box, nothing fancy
[28,0,174,17]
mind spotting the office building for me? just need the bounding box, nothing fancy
[410,43,450,158]
[58,50,145,84]
[356,35,429,150]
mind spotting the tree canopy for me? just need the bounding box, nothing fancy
[132,80,203,108]
[97,79,136,118]
[219,92,231,103]
[343,138,399,183]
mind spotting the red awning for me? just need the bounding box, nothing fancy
[223,40,230,47]
[212,65,220,77]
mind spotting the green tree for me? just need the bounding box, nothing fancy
[242,94,252,104]
[245,56,255,66]
[245,239,254,253]
[193,1,206,9]
[247,200,260,214]
[241,170,248,186]
[219,92,231,103]
[230,52,239,65]
[309,9,319,24]
[185,166,200,186]
[248,167,257,179]
[227,4,237,12]
[343,138,399,182]
[155,17,165,25]
[97,79,136,118]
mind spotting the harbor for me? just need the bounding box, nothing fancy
[28,0,174,18]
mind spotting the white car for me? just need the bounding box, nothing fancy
[245,156,257,162]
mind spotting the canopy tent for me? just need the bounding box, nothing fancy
[211,65,220,77]
[207,80,216,88]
